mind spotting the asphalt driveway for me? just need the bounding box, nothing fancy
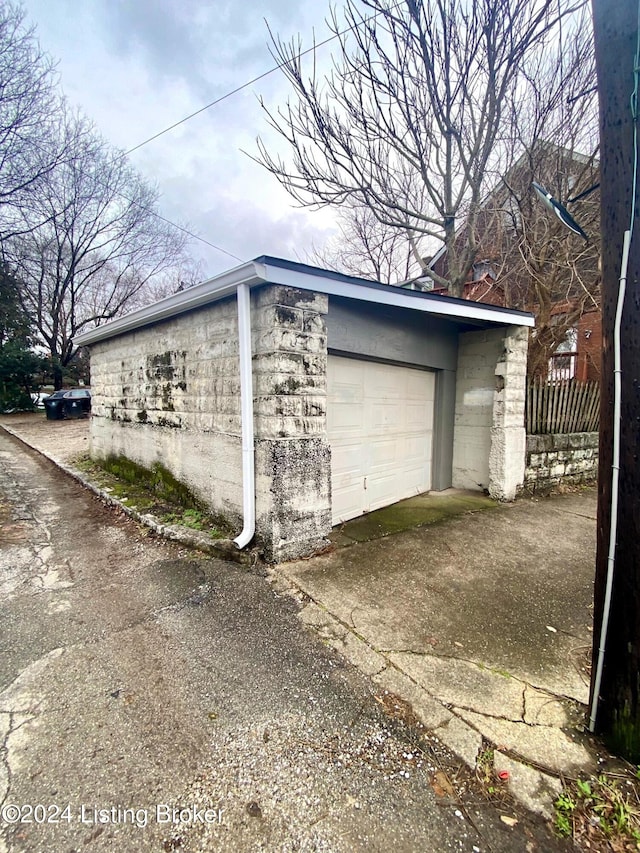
[0,422,572,851]
[0,413,600,825]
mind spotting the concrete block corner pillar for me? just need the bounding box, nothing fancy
[251,285,332,561]
[488,325,528,501]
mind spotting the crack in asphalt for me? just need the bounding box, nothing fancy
[0,711,15,808]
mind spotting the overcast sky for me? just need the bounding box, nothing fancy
[22,0,340,278]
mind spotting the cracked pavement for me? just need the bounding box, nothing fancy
[280,489,600,816]
[0,427,569,851]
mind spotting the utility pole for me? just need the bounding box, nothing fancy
[589,0,640,759]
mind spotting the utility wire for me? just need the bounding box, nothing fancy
[19,10,383,264]
[67,3,402,261]
[122,34,338,157]
[122,3,399,158]
[152,212,242,261]
[115,5,397,259]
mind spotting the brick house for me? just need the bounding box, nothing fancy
[425,145,601,381]
[74,257,533,561]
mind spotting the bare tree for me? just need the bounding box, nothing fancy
[5,114,189,388]
[0,3,69,238]
[474,8,600,376]
[133,257,206,304]
[256,0,582,297]
[310,204,422,283]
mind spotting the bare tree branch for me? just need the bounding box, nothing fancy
[255,0,585,296]
[0,4,74,240]
[3,113,189,388]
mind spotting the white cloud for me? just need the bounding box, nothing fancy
[22,0,339,276]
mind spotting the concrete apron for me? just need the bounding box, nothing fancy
[276,488,598,818]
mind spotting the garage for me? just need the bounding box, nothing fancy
[327,355,435,524]
[76,255,533,560]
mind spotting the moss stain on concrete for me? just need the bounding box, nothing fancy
[331,491,497,546]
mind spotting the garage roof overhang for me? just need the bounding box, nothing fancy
[73,255,534,347]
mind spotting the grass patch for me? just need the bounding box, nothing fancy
[162,508,210,531]
[554,772,640,850]
[75,453,231,539]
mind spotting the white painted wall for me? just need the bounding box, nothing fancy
[89,285,332,561]
[452,325,528,499]
[452,328,504,491]
[89,297,245,525]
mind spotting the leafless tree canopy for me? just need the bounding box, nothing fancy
[0,5,192,388]
[2,113,188,386]
[310,204,421,283]
[257,0,584,296]
[476,8,600,375]
[0,3,70,237]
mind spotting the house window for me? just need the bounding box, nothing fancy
[549,327,578,380]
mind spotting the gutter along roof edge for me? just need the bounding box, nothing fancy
[257,257,535,328]
[73,256,534,348]
[73,261,263,346]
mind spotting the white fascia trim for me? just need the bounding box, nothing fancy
[74,256,533,348]
[260,262,535,328]
[73,261,263,347]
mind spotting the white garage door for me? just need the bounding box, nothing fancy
[327,356,435,525]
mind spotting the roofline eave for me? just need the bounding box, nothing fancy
[73,256,534,348]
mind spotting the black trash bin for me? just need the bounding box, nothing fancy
[63,389,92,419]
[43,391,67,420]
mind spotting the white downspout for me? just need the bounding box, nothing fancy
[233,282,255,549]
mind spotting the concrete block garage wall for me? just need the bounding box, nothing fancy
[90,297,245,525]
[88,271,532,557]
[252,286,331,561]
[489,326,528,500]
[89,284,332,561]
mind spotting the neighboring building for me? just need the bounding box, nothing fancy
[423,145,601,380]
[74,257,533,561]
[547,306,602,382]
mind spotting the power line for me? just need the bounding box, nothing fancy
[123,37,336,157]
[123,5,396,158]
[119,4,400,259]
[152,212,242,262]
[86,173,243,262]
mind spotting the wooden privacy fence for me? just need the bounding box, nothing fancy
[526,378,600,435]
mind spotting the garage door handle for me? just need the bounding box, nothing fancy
[364,477,367,490]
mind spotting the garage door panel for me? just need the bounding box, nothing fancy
[368,402,404,432]
[333,487,366,523]
[406,401,432,429]
[406,372,431,397]
[331,441,366,477]
[328,402,366,435]
[368,437,400,471]
[328,356,435,525]
[367,476,400,511]
[401,435,431,466]
[328,379,364,405]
